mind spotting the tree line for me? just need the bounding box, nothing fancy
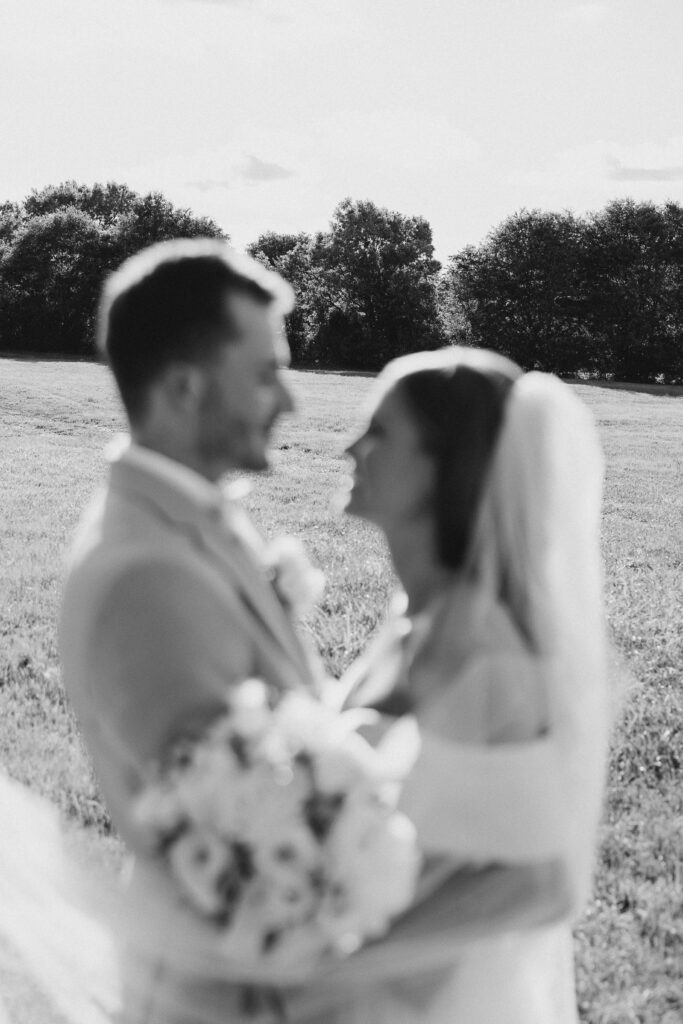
[1,182,681,381]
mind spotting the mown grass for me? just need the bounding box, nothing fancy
[0,356,681,1023]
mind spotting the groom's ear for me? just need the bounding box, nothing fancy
[159,362,207,416]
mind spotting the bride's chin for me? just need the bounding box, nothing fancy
[332,482,357,516]
[343,494,367,520]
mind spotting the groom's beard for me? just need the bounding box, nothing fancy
[196,388,275,473]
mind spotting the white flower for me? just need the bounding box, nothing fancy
[321,791,420,944]
[171,744,242,831]
[266,536,325,617]
[231,761,311,847]
[168,829,235,916]
[224,678,272,741]
[253,826,323,928]
[313,732,384,795]
[131,781,184,839]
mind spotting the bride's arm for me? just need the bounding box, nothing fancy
[282,859,571,1020]
[398,728,569,862]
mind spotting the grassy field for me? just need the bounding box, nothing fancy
[0,356,682,1023]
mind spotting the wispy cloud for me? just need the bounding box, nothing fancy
[238,155,294,183]
[185,156,295,192]
[608,159,683,182]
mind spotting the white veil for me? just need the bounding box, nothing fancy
[0,775,119,1024]
[466,370,611,911]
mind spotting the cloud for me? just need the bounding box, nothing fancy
[608,159,683,182]
[238,155,295,183]
[184,155,294,193]
[516,139,683,191]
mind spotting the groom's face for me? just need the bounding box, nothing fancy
[194,291,294,477]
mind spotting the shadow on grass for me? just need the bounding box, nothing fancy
[0,350,98,364]
[295,366,377,379]
[578,379,683,398]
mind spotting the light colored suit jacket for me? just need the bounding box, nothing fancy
[60,455,318,1023]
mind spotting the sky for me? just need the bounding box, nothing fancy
[2,0,683,263]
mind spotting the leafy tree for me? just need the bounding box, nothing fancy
[581,199,683,381]
[247,232,318,362]
[435,268,474,346]
[23,181,139,228]
[22,182,225,254]
[0,207,105,352]
[247,232,303,265]
[310,198,444,369]
[0,201,22,245]
[0,182,227,354]
[113,191,225,263]
[449,210,591,373]
[449,201,683,380]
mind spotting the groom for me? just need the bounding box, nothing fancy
[60,239,318,1022]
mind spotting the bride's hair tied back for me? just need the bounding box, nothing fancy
[390,346,521,572]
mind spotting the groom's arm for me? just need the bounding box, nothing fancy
[65,554,256,852]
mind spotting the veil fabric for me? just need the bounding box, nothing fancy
[465,372,610,912]
[0,774,119,1024]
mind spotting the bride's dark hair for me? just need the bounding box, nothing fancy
[395,349,521,571]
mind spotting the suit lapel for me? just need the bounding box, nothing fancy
[109,460,313,686]
[195,512,314,683]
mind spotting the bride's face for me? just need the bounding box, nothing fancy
[344,382,436,531]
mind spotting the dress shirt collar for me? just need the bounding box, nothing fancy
[105,434,226,513]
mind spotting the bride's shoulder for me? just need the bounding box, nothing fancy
[417,591,549,745]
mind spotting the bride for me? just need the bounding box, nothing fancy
[310,344,611,1022]
[0,346,610,1023]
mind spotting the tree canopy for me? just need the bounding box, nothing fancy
[445,199,683,382]
[251,199,444,370]
[0,181,225,354]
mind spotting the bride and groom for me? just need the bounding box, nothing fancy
[58,238,610,1023]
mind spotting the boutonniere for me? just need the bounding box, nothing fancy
[265,536,325,618]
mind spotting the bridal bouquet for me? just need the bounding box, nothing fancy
[132,680,421,967]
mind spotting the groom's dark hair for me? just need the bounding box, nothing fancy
[397,350,520,571]
[98,239,293,422]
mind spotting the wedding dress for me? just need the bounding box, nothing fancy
[330,585,593,1024]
